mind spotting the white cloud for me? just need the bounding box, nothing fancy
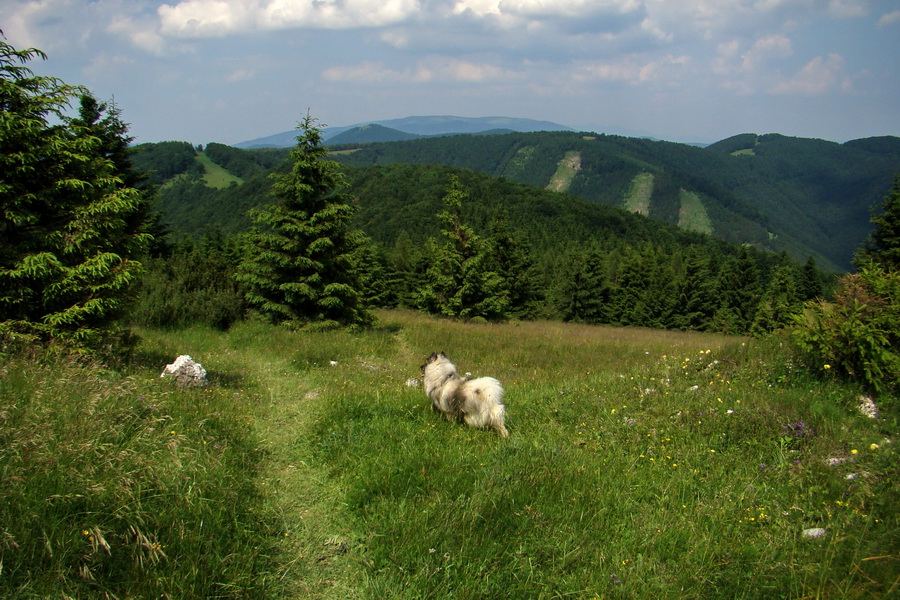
[225,68,255,82]
[878,10,900,26]
[741,34,792,71]
[771,53,847,95]
[156,0,421,37]
[322,56,518,84]
[576,54,690,84]
[108,15,168,55]
[452,0,641,18]
[826,0,868,19]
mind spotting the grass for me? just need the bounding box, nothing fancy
[624,172,654,216]
[195,152,243,189]
[678,189,714,235]
[2,309,898,598]
[547,151,581,193]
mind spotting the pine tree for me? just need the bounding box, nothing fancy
[237,113,373,330]
[674,248,718,331]
[798,256,824,301]
[553,244,608,323]
[753,259,801,334]
[0,41,151,348]
[715,247,760,333]
[856,174,900,271]
[417,175,508,321]
[486,211,541,318]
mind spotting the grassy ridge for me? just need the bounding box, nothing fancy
[3,311,898,598]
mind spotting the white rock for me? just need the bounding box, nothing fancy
[802,528,828,539]
[858,395,879,419]
[161,355,208,387]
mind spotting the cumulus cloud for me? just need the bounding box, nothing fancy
[576,53,690,84]
[771,53,847,95]
[826,0,869,19]
[322,55,518,84]
[878,10,900,26]
[108,15,168,55]
[156,0,421,37]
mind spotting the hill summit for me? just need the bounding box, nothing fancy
[235,115,574,148]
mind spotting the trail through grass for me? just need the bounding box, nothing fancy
[134,310,899,599]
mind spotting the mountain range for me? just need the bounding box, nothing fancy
[235,116,574,148]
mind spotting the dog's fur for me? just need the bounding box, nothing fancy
[421,352,509,438]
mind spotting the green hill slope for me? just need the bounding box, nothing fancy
[134,131,899,272]
[332,131,899,271]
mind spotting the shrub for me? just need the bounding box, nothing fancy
[792,265,900,395]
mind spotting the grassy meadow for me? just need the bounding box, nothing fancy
[2,309,898,598]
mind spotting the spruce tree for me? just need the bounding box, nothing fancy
[486,211,541,318]
[675,249,718,331]
[856,174,900,271]
[0,41,151,348]
[417,175,508,321]
[237,113,373,330]
[715,247,760,333]
[553,244,608,323]
[753,259,801,334]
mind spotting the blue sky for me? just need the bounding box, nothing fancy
[3,0,898,145]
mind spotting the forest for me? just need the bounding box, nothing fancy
[131,135,834,336]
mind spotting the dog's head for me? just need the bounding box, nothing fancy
[420,351,446,374]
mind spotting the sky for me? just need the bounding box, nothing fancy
[2,0,899,146]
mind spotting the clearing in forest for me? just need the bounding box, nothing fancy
[624,171,654,215]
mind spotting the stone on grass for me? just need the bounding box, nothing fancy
[161,355,208,388]
[802,528,828,539]
[858,395,879,419]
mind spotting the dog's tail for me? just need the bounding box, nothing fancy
[468,377,509,438]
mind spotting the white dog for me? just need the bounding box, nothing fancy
[421,352,509,438]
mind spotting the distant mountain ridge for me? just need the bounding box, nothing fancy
[235,115,574,148]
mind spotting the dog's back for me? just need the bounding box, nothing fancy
[459,376,508,438]
[422,352,508,438]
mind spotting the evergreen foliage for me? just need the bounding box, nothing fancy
[130,232,246,330]
[856,174,900,271]
[417,175,509,321]
[0,40,151,349]
[793,266,899,395]
[237,114,373,330]
[794,175,900,395]
[552,244,609,324]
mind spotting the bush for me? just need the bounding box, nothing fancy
[792,265,900,395]
[130,236,247,330]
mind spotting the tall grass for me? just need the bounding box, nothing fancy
[3,310,897,598]
[0,350,273,598]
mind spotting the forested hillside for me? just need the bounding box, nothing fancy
[133,139,836,334]
[330,131,899,272]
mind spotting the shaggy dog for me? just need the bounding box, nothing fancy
[421,352,509,438]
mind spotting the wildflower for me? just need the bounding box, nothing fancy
[851,449,858,455]
[823,364,832,370]
[870,443,880,451]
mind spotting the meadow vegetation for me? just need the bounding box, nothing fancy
[3,310,896,598]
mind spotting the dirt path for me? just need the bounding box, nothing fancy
[243,355,362,599]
